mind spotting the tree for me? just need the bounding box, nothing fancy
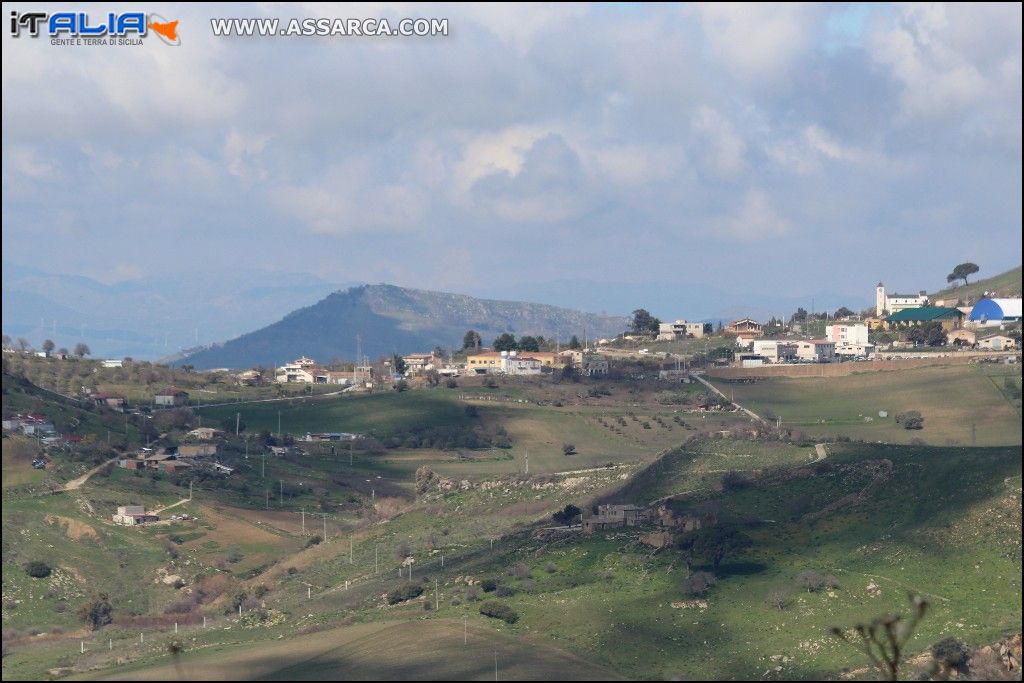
[552,504,582,526]
[17,337,30,352]
[829,594,928,682]
[834,306,855,319]
[58,347,69,357]
[791,307,808,323]
[41,339,55,357]
[462,330,482,350]
[1,334,10,349]
[679,525,753,571]
[74,342,91,358]
[630,309,660,335]
[392,354,408,375]
[492,333,517,352]
[562,442,576,456]
[568,335,581,350]
[518,335,540,352]
[895,410,924,430]
[946,262,979,287]
[78,592,114,630]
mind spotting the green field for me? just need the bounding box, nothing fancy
[710,364,1022,446]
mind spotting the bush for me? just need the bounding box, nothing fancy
[226,549,243,564]
[465,586,479,601]
[386,583,424,605]
[795,570,827,592]
[681,571,716,596]
[544,561,557,574]
[895,410,924,430]
[765,588,790,610]
[562,443,576,456]
[480,578,499,593]
[479,600,519,624]
[495,585,517,598]
[304,535,322,548]
[78,593,113,630]
[511,562,531,579]
[445,378,458,389]
[721,470,751,491]
[25,561,52,579]
[932,637,970,669]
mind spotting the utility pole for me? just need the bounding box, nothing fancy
[349,536,353,564]
[323,513,327,541]
[279,480,283,506]
[235,412,240,436]
[277,410,281,438]
[265,490,269,510]
[301,508,305,534]
[375,545,378,574]
[524,450,528,476]
[434,578,439,610]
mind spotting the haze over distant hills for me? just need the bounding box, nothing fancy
[1,261,354,360]
[175,284,630,369]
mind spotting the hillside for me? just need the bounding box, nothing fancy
[931,264,1022,303]
[175,284,629,369]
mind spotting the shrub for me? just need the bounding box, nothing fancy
[386,583,423,605]
[681,571,716,596]
[544,561,557,574]
[495,585,517,598]
[932,637,970,669]
[552,504,582,526]
[465,586,479,601]
[562,443,576,456]
[765,588,790,610]
[895,410,924,430]
[521,579,535,592]
[479,600,518,624]
[25,561,52,579]
[795,570,827,592]
[445,378,458,389]
[511,562,531,579]
[480,578,499,593]
[253,585,269,599]
[226,549,243,564]
[721,470,751,491]
[304,535,322,548]
[78,593,113,630]
[287,567,298,575]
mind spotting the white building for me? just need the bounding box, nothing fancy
[501,352,543,375]
[657,320,709,340]
[796,340,836,362]
[101,359,124,368]
[751,339,798,363]
[825,323,869,346]
[876,283,928,317]
[835,342,875,358]
[112,505,158,526]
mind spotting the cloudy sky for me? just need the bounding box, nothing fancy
[3,2,1021,320]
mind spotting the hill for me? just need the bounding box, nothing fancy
[174,284,629,369]
[931,264,1022,303]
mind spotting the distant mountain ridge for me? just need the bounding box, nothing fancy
[175,284,630,369]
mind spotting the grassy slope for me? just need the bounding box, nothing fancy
[87,620,620,681]
[930,265,1022,302]
[712,364,1022,446]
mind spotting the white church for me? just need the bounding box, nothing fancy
[875,283,928,317]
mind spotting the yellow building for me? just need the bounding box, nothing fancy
[466,350,560,372]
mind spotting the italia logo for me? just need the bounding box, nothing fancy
[9,11,180,45]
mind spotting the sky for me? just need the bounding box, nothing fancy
[3,2,1022,323]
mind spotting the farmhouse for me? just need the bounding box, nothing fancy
[154,388,189,407]
[112,505,159,526]
[582,504,649,534]
[726,318,763,336]
[89,392,126,410]
[884,306,964,331]
[968,298,1023,327]
[657,320,710,340]
[978,334,1017,351]
[466,350,558,374]
[559,350,610,376]
[401,353,437,373]
[186,427,221,441]
[177,443,217,457]
[948,328,977,346]
[502,353,543,375]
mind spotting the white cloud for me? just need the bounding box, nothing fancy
[691,107,747,177]
[718,189,794,242]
